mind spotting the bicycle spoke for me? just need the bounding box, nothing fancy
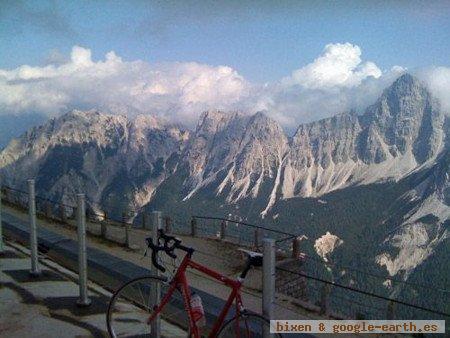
[218,313,281,338]
[108,276,190,338]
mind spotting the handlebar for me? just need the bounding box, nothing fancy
[146,229,194,272]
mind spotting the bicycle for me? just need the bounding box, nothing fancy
[106,229,281,337]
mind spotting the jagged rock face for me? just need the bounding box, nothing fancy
[281,74,445,200]
[376,150,449,278]
[0,74,447,219]
[284,112,362,197]
[182,110,289,203]
[0,73,448,288]
[0,110,188,212]
[178,74,446,216]
[360,73,445,164]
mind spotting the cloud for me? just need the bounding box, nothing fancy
[0,43,448,130]
[0,46,249,125]
[249,43,401,127]
[417,66,450,114]
[282,43,382,89]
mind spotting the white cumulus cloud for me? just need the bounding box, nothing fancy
[0,46,249,125]
[0,43,448,130]
[283,42,382,89]
[250,43,400,127]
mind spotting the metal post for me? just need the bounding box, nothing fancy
[262,238,275,320]
[3,187,9,204]
[123,212,131,248]
[151,211,162,338]
[101,211,107,238]
[319,284,330,315]
[60,204,67,222]
[387,300,395,319]
[0,178,4,253]
[262,238,275,338]
[191,217,197,237]
[142,213,147,229]
[145,213,152,230]
[151,211,162,236]
[165,216,172,234]
[125,223,131,248]
[76,194,91,307]
[220,220,227,240]
[254,228,262,250]
[292,236,301,258]
[28,179,41,276]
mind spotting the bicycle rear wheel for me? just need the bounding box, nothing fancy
[217,312,282,338]
[107,276,189,337]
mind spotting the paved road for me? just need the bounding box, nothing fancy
[0,243,110,337]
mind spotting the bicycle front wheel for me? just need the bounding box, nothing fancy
[218,312,282,338]
[107,276,189,337]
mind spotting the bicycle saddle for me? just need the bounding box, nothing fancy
[238,248,263,267]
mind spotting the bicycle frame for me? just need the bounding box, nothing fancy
[147,253,245,338]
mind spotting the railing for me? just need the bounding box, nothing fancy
[190,214,450,321]
[1,180,91,306]
[1,181,449,324]
[189,215,296,251]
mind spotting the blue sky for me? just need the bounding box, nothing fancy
[0,0,449,132]
[1,0,449,82]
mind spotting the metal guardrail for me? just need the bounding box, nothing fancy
[1,181,449,322]
[0,181,279,336]
[190,215,297,253]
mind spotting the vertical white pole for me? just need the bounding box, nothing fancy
[76,194,91,307]
[0,177,4,253]
[262,238,275,334]
[151,211,162,338]
[123,212,131,248]
[28,179,40,276]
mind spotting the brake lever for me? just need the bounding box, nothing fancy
[152,247,166,273]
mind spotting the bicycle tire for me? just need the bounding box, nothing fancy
[217,312,282,338]
[106,275,190,337]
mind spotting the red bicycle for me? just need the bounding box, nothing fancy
[106,229,281,337]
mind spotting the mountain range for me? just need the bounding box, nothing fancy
[0,73,448,317]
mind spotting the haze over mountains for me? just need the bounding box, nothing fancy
[0,73,448,309]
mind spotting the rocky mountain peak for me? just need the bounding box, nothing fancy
[243,111,287,143]
[0,109,188,213]
[389,72,423,94]
[0,74,447,220]
[360,73,444,163]
[364,73,430,115]
[195,110,243,136]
